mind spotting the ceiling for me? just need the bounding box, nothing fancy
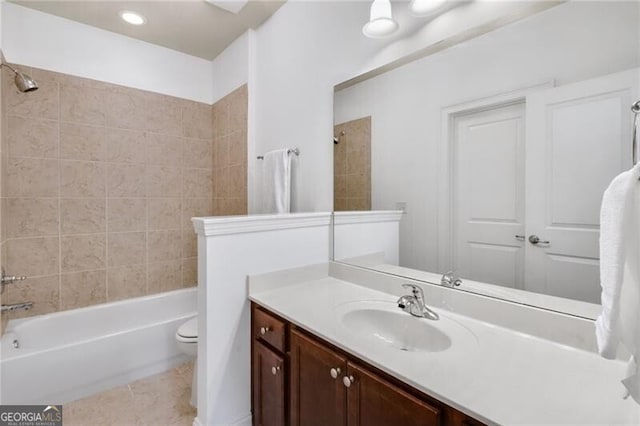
[10,0,286,60]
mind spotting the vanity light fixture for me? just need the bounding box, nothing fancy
[408,0,447,16]
[119,10,147,26]
[362,0,399,39]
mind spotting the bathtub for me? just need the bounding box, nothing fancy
[0,288,197,405]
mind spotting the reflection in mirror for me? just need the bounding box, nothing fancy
[332,1,640,318]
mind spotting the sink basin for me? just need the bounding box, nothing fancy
[335,300,475,353]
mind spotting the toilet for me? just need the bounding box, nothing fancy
[176,316,198,407]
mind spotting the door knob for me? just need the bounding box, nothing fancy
[260,326,270,335]
[330,367,341,379]
[271,365,280,375]
[343,375,355,388]
[528,235,550,245]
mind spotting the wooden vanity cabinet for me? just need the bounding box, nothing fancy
[252,305,288,426]
[251,303,484,426]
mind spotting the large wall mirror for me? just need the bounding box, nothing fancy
[332,1,640,318]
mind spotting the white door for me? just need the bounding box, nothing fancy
[525,68,638,303]
[453,103,526,289]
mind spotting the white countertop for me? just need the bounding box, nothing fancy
[249,275,640,425]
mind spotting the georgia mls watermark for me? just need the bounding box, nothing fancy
[0,405,62,426]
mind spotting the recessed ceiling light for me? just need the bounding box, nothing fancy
[119,10,146,26]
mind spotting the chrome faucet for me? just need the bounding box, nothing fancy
[441,271,462,288]
[397,284,439,321]
[1,302,33,313]
[1,268,27,294]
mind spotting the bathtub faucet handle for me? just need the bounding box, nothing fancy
[1,268,27,285]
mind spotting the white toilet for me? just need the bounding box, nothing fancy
[176,316,198,407]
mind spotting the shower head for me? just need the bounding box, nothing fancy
[632,100,640,114]
[1,62,38,93]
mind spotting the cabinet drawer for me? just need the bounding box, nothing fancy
[254,307,286,352]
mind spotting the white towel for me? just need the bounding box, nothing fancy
[596,164,640,402]
[257,149,291,214]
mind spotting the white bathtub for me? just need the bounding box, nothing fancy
[0,288,197,404]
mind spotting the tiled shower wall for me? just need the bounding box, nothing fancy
[0,65,221,320]
[334,116,371,211]
[212,85,248,216]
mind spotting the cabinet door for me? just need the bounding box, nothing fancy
[253,341,285,426]
[346,362,442,426]
[290,330,347,426]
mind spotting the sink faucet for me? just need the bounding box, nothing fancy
[1,302,33,313]
[441,271,462,288]
[397,284,439,321]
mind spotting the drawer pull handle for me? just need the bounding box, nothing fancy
[271,365,280,376]
[343,375,355,388]
[260,326,270,335]
[330,367,341,379]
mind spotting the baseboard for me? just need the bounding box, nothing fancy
[192,413,252,426]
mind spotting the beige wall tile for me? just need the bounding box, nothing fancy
[61,234,106,272]
[143,95,182,136]
[3,65,221,316]
[148,260,182,294]
[334,175,347,199]
[61,160,106,197]
[105,129,146,164]
[227,131,247,167]
[213,136,229,169]
[182,198,213,229]
[6,158,58,198]
[227,165,245,199]
[346,148,369,175]
[6,237,59,277]
[107,163,146,197]
[60,123,107,161]
[148,198,181,230]
[104,90,145,130]
[6,198,59,238]
[183,138,213,169]
[107,264,146,302]
[182,230,196,258]
[61,198,106,234]
[61,270,106,310]
[146,166,181,197]
[60,84,108,125]
[107,198,146,232]
[182,257,197,287]
[8,115,59,159]
[108,232,146,267]
[183,103,213,139]
[146,133,182,167]
[183,168,212,198]
[148,230,181,262]
[212,100,229,138]
[6,275,59,319]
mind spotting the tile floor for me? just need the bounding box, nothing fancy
[63,361,196,426]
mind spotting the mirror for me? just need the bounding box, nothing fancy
[332,1,640,318]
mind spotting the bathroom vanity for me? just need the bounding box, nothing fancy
[251,302,481,426]
[248,263,640,426]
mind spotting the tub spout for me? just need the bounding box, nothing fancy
[1,302,33,313]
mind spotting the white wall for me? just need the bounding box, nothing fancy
[334,1,640,272]
[193,213,331,426]
[1,2,213,103]
[211,30,250,104]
